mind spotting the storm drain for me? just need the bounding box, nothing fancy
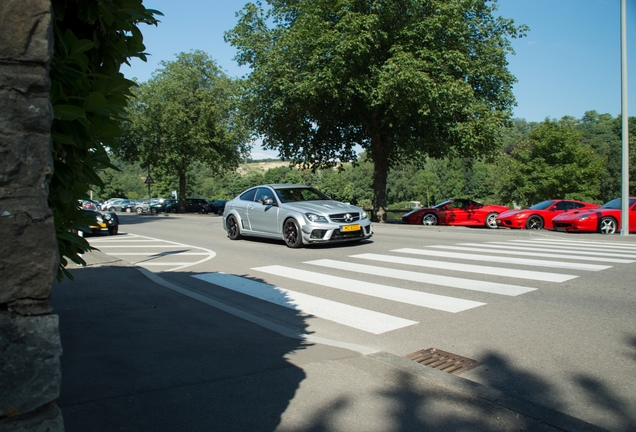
[406,348,480,375]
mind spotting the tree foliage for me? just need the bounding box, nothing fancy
[116,51,251,212]
[226,0,527,221]
[498,118,605,206]
[50,0,160,280]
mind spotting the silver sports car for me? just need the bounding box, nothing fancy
[222,184,373,248]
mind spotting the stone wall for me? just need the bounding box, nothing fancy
[0,0,64,430]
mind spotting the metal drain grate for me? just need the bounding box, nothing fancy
[406,348,480,375]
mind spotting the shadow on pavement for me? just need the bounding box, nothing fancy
[51,264,308,431]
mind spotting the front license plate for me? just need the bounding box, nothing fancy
[341,224,361,232]
[556,228,566,232]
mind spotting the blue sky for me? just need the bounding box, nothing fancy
[123,0,636,159]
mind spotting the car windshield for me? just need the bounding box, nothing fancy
[528,200,555,210]
[275,187,331,203]
[433,200,452,209]
[601,198,636,209]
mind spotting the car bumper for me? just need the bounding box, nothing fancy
[301,220,373,244]
[496,218,525,229]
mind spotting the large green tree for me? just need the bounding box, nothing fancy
[225,0,526,221]
[117,51,251,212]
[498,118,605,206]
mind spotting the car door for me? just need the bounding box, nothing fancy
[445,200,467,225]
[246,187,280,234]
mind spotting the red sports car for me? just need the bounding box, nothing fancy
[496,199,599,230]
[552,197,636,235]
[402,198,509,229]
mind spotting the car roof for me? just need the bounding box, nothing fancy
[262,184,310,189]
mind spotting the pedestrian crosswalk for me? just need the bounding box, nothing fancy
[194,238,636,335]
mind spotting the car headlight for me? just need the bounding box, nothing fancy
[361,211,367,220]
[579,214,591,221]
[96,216,104,224]
[103,213,112,221]
[306,213,328,223]
[514,213,526,218]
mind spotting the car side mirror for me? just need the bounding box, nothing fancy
[263,198,275,205]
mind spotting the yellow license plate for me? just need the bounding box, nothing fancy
[341,224,361,232]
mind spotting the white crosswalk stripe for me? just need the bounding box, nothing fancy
[193,272,417,334]
[484,241,636,259]
[391,248,610,271]
[349,253,577,282]
[185,237,634,335]
[304,259,536,296]
[251,265,485,313]
[431,244,634,263]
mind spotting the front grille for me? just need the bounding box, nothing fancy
[329,212,361,223]
[330,229,364,240]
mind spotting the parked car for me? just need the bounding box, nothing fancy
[210,199,227,215]
[133,200,153,214]
[552,197,636,234]
[223,184,373,248]
[401,198,509,229]
[100,198,124,211]
[79,210,119,236]
[81,200,99,211]
[103,198,134,212]
[165,198,211,214]
[150,198,176,213]
[496,199,599,230]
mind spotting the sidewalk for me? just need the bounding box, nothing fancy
[51,251,607,432]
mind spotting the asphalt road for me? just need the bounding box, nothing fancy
[86,213,636,432]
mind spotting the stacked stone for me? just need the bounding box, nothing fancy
[0,1,64,431]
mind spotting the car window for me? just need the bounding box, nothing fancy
[528,200,554,210]
[275,187,330,203]
[573,202,586,209]
[554,201,571,211]
[255,188,272,203]
[240,189,257,202]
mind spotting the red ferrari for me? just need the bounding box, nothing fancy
[402,198,509,229]
[552,197,636,234]
[496,199,599,230]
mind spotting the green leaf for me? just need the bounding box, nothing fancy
[53,104,86,120]
[84,92,107,111]
[71,39,95,54]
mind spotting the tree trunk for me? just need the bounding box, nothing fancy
[372,134,391,223]
[178,168,187,213]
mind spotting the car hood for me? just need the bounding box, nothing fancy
[281,200,363,215]
[498,209,524,218]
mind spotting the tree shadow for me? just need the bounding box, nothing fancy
[51,263,311,431]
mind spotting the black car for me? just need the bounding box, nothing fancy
[209,199,227,215]
[79,210,119,235]
[165,198,210,214]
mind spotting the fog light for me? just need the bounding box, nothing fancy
[310,229,327,239]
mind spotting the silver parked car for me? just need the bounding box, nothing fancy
[222,184,373,248]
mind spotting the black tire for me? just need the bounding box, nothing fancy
[525,215,544,230]
[283,218,303,248]
[126,207,132,213]
[599,216,617,235]
[170,208,177,213]
[108,226,119,235]
[485,212,499,229]
[108,207,115,212]
[226,215,242,240]
[136,207,143,214]
[198,208,206,214]
[421,213,438,226]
